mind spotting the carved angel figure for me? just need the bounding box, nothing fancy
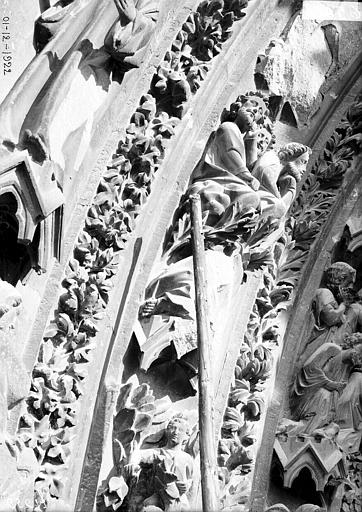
[126,414,194,512]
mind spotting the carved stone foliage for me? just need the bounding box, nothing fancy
[128,87,312,511]
[14,2,254,510]
[341,452,361,512]
[98,378,197,512]
[273,96,362,303]
[219,97,362,509]
[217,259,290,509]
[152,0,250,116]
[0,281,39,511]
[264,97,362,512]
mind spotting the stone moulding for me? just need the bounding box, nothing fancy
[0,152,64,243]
[14,1,275,509]
[249,95,362,511]
[74,2,299,509]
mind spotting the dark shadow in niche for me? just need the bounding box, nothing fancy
[122,333,143,382]
[268,454,324,510]
[279,101,298,128]
[290,467,323,506]
[0,193,39,285]
[268,95,284,122]
[254,72,269,92]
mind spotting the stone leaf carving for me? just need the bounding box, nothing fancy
[131,91,311,511]
[15,2,255,509]
[99,378,196,512]
[273,96,362,299]
[217,95,361,508]
[0,281,39,512]
[151,0,250,116]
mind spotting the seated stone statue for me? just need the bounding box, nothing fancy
[139,98,311,322]
[291,336,362,435]
[188,97,310,227]
[302,261,362,364]
[188,95,265,227]
[126,414,194,512]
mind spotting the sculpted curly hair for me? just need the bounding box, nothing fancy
[222,91,269,122]
[278,143,311,163]
[167,412,190,436]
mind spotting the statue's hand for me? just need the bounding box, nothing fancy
[333,381,347,393]
[0,304,10,318]
[244,121,259,140]
[114,0,137,23]
[176,480,188,494]
[139,298,159,318]
[124,463,139,479]
[250,177,260,191]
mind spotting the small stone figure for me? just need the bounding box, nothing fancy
[127,414,194,511]
[252,141,311,219]
[105,0,159,66]
[0,280,38,511]
[302,262,362,364]
[291,332,362,435]
[0,279,25,440]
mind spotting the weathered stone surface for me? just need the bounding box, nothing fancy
[0,0,40,103]
[255,14,362,129]
[0,1,361,511]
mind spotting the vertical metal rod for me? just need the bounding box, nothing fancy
[189,194,219,512]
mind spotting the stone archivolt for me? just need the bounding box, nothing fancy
[96,89,313,511]
[1,1,257,510]
[265,102,362,511]
[0,1,361,511]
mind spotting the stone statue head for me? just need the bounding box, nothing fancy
[342,332,362,365]
[165,413,190,447]
[295,506,325,512]
[278,143,311,182]
[257,127,275,156]
[226,92,269,133]
[325,262,356,288]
